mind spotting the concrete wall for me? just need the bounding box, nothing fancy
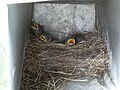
[34,3,95,41]
[8,4,33,90]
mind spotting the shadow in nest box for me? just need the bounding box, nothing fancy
[75,33,85,43]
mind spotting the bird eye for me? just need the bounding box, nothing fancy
[39,35,47,42]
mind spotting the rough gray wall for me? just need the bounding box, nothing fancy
[8,4,33,90]
[39,0,104,4]
[34,3,95,41]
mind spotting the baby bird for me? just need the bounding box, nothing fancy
[39,32,52,42]
[65,32,84,46]
[31,21,52,42]
[31,21,44,37]
[65,34,76,46]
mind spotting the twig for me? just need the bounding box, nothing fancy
[61,77,88,82]
[23,61,33,72]
[48,71,73,76]
[37,50,49,56]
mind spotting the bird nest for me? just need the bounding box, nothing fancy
[20,30,110,90]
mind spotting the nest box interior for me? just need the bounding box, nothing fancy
[8,0,120,90]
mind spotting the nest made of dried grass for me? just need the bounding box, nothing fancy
[20,30,110,90]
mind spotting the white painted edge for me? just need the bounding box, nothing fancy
[0,0,119,90]
[0,2,9,90]
[6,0,50,4]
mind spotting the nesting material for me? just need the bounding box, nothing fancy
[20,30,110,90]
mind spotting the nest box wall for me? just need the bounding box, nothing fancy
[97,0,120,88]
[8,4,33,90]
[7,0,120,90]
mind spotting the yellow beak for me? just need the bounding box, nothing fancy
[31,22,38,30]
[39,34,47,42]
[67,38,76,45]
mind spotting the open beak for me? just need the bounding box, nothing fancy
[31,22,38,30]
[67,38,76,45]
[39,34,47,42]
